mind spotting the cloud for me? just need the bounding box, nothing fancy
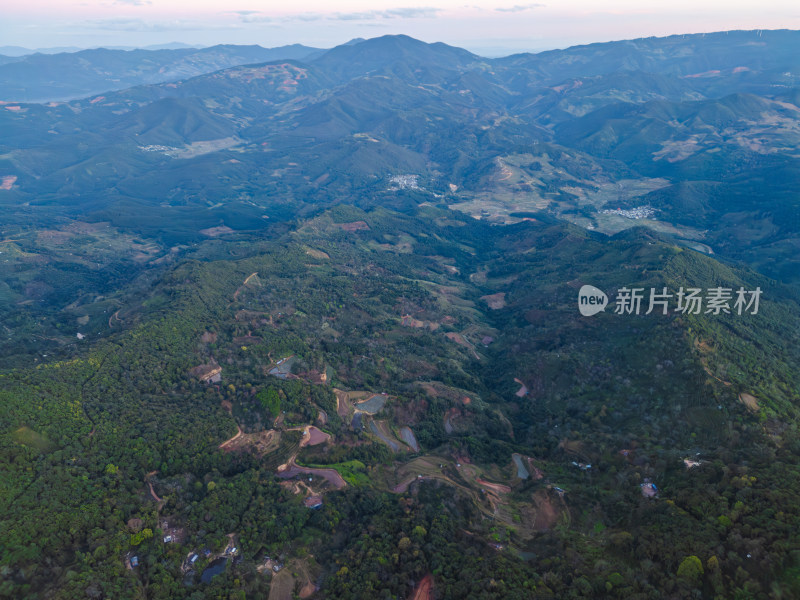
[111,0,151,5]
[291,13,326,22]
[240,14,275,23]
[82,18,237,32]
[495,3,545,12]
[333,7,440,20]
[223,10,279,23]
[260,7,440,23]
[226,6,439,25]
[228,10,321,23]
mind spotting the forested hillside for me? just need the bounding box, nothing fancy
[2,205,799,598]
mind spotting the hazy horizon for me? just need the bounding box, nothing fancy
[3,28,800,59]
[3,0,799,56]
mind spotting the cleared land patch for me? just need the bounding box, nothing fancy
[220,428,281,457]
[354,394,387,414]
[480,292,506,309]
[305,248,330,259]
[739,392,759,412]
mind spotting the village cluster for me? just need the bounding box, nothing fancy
[388,174,421,190]
[138,144,181,157]
[601,205,657,219]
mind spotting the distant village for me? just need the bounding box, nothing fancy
[388,174,421,190]
[601,205,657,219]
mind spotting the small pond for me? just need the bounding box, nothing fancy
[201,557,227,584]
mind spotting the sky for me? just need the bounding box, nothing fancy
[2,0,800,55]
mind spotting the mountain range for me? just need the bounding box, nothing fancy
[1,31,799,281]
[0,43,322,102]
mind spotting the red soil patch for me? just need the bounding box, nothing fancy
[514,377,529,397]
[90,96,105,104]
[200,225,234,237]
[445,332,480,359]
[278,459,346,490]
[201,331,218,344]
[418,383,439,398]
[148,482,163,504]
[147,480,165,512]
[190,361,222,383]
[476,478,511,494]
[233,272,261,301]
[392,476,419,493]
[480,292,506,309]
[532,489,561,531]
[305,248,330,259]
[108,309,122,329]
[4,105,21,111]
[0,176,17,190]
[334,389,353,418]
[299,582,317,598]
[300,426,330,447]
[299,369,328,385]
[303,495,323,508]
[551,80,583,93]
[218,425,243,449]
[410,574,433,600]
[739,393,759,412]
[417,382,475,405]
[339,221,370,232]
[683,69,721,78]
[400,314,439,330]
[401,314,425,328]
[527,458,544,480]
[220,428,279,457]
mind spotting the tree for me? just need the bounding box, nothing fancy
[257,388,281,419]
[130,528,153,547]
[677,555,704,585]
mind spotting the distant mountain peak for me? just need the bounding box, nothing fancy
[312,34,478,82]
